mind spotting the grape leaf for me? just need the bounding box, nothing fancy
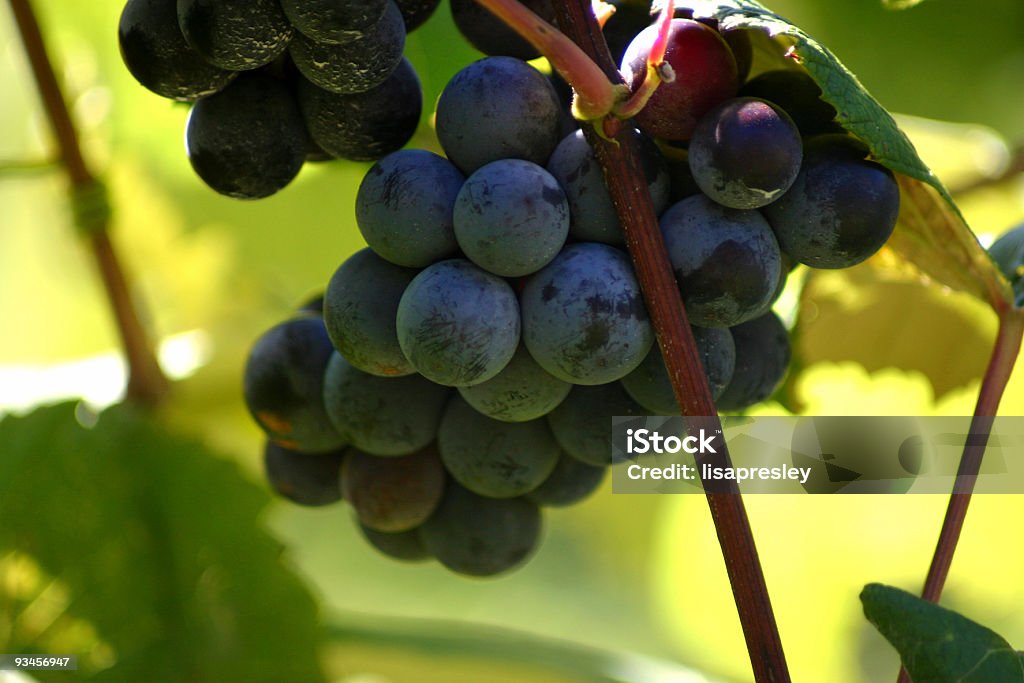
[0,403,326,683]
[861,583,1024,683]
[882,0,929,9]
[689,0,1015,312]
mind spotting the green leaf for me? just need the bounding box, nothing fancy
[861,583,1024,683]
[0,403,325,683]
[882,0,929,9]
[689,0,1014,312]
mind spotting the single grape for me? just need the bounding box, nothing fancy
[436,57,562,174]
[359,523,431,562]
[299,58,421,162]
[244,317,345,453]
[453,159,569,277]
[341,445,445,531]
[263,440,346,506]
[739,69,840,136]
[621,18,738,142]
[419,483,542,577]
[394,0,441,31]
[396,259,520,387]
[521,243,654,385]
[185,73,306,199]
[547,383,645,466]
[546,128,670,245]
[279,0,386,45]
[323,248,417,377]
[177,0,293,71]
[355,149,463,268]
[688,97,802,209]
[449,0,555,60]
[290,1,405,95]
[438,395,560,498]
[119,0,236,101]
[322,352,450,456]
[620,326,735,414]
[716,311,790,411]
[763,137,900,269]
[458,343,571,422]
[660,194,781,327]
[526,453,606,507]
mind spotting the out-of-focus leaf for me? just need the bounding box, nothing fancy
[0,403,325,683]
[882,0,929,9]
[690,0,1014,311]
[861,583,1024,683]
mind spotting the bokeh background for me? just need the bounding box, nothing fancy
[2,0,1024,681]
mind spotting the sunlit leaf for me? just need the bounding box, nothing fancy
[861,583,1024,683]
[690,0,1014,311]
[0,403,325,683]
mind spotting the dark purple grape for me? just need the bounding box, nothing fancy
[359,524,431,562]
[299,58,422,162]
[717,311,790,411]
[264,441,346,506]
[341,445,445,531]
[438,395,560,498]
[620,325,735,414]
[659,194,781,327]
[355,149,464,268]
[457,343,571,422]
[419,483,541,577]
[688,97,802,209]
[177,0,293,71]
[322,353,450,456]
[289,1,405,95]
[521,243,653,385]
[244,317,345,453]
[119,0,236,101]
[763,137,900,269]
[323,248,417,377]
[185,73,307,199]
[453,159,569,277]
[396,259,520,387]
[526,453,606,507]
[395,0,441,31]
[436,57,562,174]
[280,0,387,45]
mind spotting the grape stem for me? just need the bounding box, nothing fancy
[8,0,169,407]
[472,0,626,121]
[552,3,791,682]
[895,306,1024,683]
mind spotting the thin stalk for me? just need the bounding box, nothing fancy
[896,307,1024,683]
[8,0,168,406]
[553,3,791,682]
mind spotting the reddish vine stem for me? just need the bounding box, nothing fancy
[8,0,168,407]
[896,307,1024,683]
[552,3,791,682]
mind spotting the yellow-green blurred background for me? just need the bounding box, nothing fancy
[2,1,1024,681]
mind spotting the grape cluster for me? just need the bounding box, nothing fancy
[118,0,439,199]
[237,8,901,577]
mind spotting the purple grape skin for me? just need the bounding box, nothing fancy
[396,259,521,387]
[526,453,607,507]
[280,0,387,45]
[762,138,900,269]
[457,343,571,422]
[659,194,781,328]
[688,97,803,210]
[264,441,346,507]
[547,383,645,466]
[717,311,791,411]
[177,0,293,71]
[521,243,654,385]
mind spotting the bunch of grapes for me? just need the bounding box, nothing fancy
[118,0,440,198]
[120,3,902,576]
